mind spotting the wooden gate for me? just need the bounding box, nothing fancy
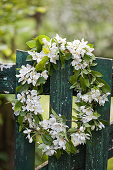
[0,50,113,170]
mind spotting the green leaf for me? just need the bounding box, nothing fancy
[87,44,93,48]
[36,77,46,85]
[35,56,49,71]
[44,133,53,142]
[26,55,33,61]
[60,55,66,69]
[20,111,27,117]
[72,108,79,114]
[16,84,29,93]
[84,54,91,62]
[91,71,103,78]
[50,107,59,119]
[26,40,36,48]
[38,114,43,121]
[35,39,42,52]
[61,115,66,123]
[80,76,86,89]
[93,112,101,118]
[97,83,104,88]
[82,69,89,74]
[52,63,57,70]
[55,150,62,159]
[91,55,95,60]
[83,75,90,87]
[84,123,91,128]
[87,127,91,135]
[35,35,50,52]
[41,134,52,145]
[68,127,77,133]
[65,52,72,60]
[97,78,111,93]
[18,116,24,125]
[66,140,77,154]
[91,76,96,84]
[35,35,50,44]
[33,115,39,124]
[91,63,97,67]
[72,116,78,121]
[70,82,77,89]
[70,70,80,84]
[94,120,98,126]
[14,101,22,112]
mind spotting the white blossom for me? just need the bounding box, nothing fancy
[71,132,90,146]
[41,70,48,80]
[28,51,45,64]
[16,64,41,86]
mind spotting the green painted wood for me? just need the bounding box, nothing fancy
[15,50,35,170]
[0,64,16,94]
[111,69,113,96]
[48,60,86,170]
[85,58,112,170]
[108,122,113,159]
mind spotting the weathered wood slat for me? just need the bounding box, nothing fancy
[15,50,35,170]
[85,58,112,170]
[0,64,16,94]
[108,122,113,159]
[48,60,73,170]
[112,69,113,96]
[47,60,87,170]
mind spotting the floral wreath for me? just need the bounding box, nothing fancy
[12,34,110,158]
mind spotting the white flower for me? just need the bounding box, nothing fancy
[71,132,90,146]
[16,64,41,86]
[74,63,82,70]
[82,94,89,102]
[42,145,56,156]
[17,92,26,102]
[28,51,45,64]
[55,34,66,45]
[85,45,94,56]
[98,122,105,129]
[53,137,66,150]
[39,119,50,130]
[79,126,85,132]
[14,111,20,116]
[23,128,31,134]
[81,62,88,69]
[43,38,51,46]
[41,70,48,80]
[99,93,110,106]
[82,112,97,123]
[91,125,95,130]
[29,137,33,143]
[71,56,82,66]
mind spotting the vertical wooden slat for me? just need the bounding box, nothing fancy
[15,50,35,170]
[85,58,112,170]
[48,60,73,170]
[47,60,87,170]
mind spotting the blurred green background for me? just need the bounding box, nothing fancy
[0,0,113,169]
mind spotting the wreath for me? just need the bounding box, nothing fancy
[12,34,110,158]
